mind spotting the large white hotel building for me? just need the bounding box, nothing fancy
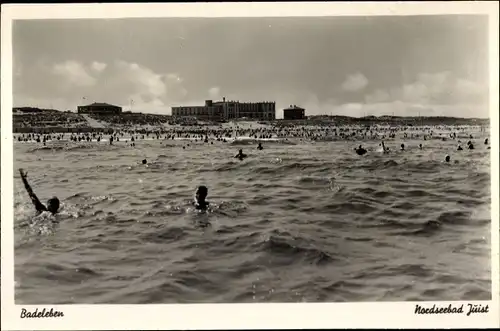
[171,98,276,121]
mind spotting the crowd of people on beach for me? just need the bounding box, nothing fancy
[13,112,89,129]
[87,113,172,127]
[14,123,488,146]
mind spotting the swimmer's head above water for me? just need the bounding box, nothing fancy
[355,145,367,155]
[235,149,247,159]
[196,185,208,201]
[47,197,60,214]
[194,185,209,209]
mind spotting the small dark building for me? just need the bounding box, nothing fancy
[283,105,305,120]
[77,102,122,115]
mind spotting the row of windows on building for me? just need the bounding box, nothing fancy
[172,100,277,120]
[172,109,276,120]
[172,104,306,120]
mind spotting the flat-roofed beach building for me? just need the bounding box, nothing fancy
[77,102,122,115]
[172,98,276,121]
[283,105,306,120]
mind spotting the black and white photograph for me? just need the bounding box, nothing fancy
[1,2,499,330]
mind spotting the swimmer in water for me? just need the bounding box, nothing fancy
[457,145,463,151]
[193,185,209,210]
[235,149,248,160]
[381,141,389,153]
[419,144,423,150]
[257,143,263,150]
[355,145,367,155]
[445,155,450,163]
[19,169,60,215]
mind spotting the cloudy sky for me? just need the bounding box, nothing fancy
[13,15,489,118]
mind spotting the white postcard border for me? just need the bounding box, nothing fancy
[1,2,499,330]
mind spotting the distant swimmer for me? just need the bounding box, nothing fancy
[484,138,489,145]
[400,143,405,151]
[355,145,367,156]
[445,155,450,163]
[193,185,209,210]
[257,143,263,150]
[457,145,463,151]
[235,149,248,160]
[19,169,60,215]
[142,159,147,164]
[381,141,390,153]
[467,141,474,150]
[419,144,423,150]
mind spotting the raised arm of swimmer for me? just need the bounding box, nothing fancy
[19,169,46,213]
[381,141,388,153]
[19,169,59,214]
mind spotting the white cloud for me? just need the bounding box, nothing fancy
[290,72,487,118]
[127,94,167,113]
[454,78,487,103]
[111,60,166,98]
[365,89,391,103]
[91,61,107,73]
[360,72,488,117]
[52,60,96,87]
[327,101,483,118]
[17,61,489,118]
[30,60,191,114]
[341,73,369,92]
[208,87,220,99]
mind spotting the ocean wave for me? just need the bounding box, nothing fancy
[255,233,336,266]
